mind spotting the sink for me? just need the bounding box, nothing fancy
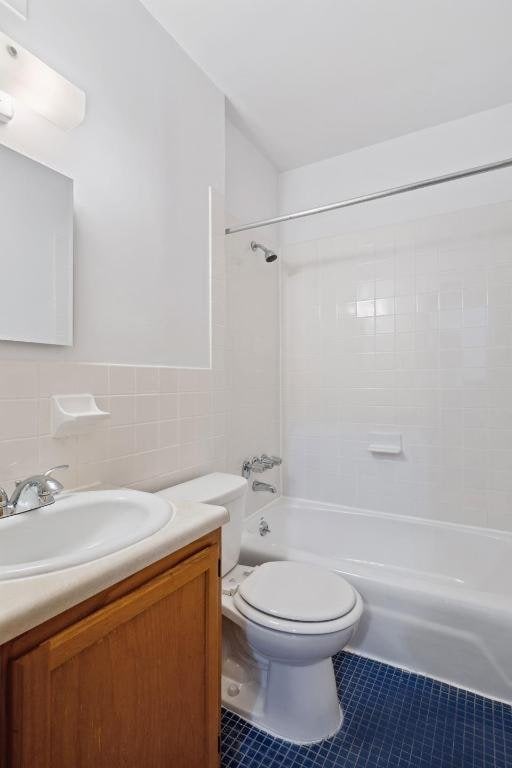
[0,490,175,580]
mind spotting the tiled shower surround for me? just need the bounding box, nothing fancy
[283,200,512,531]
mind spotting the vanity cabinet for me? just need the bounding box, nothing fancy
[0,530,221,768]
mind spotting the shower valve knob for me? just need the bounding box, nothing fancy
[262,454,282,467]
[242,454,283,478]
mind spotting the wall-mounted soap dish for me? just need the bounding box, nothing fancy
[51,394,109,438]
[368,432,403,455]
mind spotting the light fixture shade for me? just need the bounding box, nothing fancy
[0,29,86,130]
[0,0,27,19]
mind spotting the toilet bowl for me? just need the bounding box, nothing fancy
[157,473,363,744]
[222,560,363,743]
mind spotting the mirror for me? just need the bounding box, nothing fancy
[0,143,73,345]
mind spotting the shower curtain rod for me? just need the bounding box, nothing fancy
[224,156,512,235]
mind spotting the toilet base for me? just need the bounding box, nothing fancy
[222,626,344,744]
[221,566,362,744]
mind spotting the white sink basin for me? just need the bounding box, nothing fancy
[0,490,175,580]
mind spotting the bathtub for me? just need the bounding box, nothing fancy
[240,496,512,704]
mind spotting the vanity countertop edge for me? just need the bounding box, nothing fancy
[0,499,228,645]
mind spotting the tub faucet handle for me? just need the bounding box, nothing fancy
[242,454,283,478]
[261,454,282,468]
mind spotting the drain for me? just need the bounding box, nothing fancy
[227,683,240,697]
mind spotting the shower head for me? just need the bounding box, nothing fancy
[250,241,278,263]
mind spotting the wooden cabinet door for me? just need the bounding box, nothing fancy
[7,546,220,768]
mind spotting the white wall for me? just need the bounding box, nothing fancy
[225,120,278,223]
[280,104,512,532]
[225,120,281,514]
[279,103,512,244]
[0,0,225,366]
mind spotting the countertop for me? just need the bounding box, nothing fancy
[0,498,228,645]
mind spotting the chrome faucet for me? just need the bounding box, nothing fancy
[242,454,282,478]
[252,480,277,494]
[0,465,68,518]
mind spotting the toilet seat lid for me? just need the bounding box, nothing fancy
[238,561,356,622]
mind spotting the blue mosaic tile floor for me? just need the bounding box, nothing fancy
[221,652,512,768]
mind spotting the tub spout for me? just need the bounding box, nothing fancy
[252,480,277,494]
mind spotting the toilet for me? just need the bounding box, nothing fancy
[158,472,363,744]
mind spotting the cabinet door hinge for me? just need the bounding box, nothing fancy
[218,734,221,753]
[218,558,221,577]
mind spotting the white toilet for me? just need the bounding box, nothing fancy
[158,472,363,744]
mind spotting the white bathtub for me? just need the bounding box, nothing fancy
[240,496,512,704]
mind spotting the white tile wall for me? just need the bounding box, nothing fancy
[0,359,228,495]
[282,200,512,532]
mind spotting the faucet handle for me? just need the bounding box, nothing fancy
[261,454,282,468]
[242,456,265,477]
[14,465,68,489]
[42,465,69,496]
[44,465,69,477]
[0,487,8,516]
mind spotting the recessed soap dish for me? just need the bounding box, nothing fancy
[368,432,402,455]
[51,394,110,438]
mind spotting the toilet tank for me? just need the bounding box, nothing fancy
[157,473,248,576]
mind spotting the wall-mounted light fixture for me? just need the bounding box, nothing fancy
[0,29,86,130]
